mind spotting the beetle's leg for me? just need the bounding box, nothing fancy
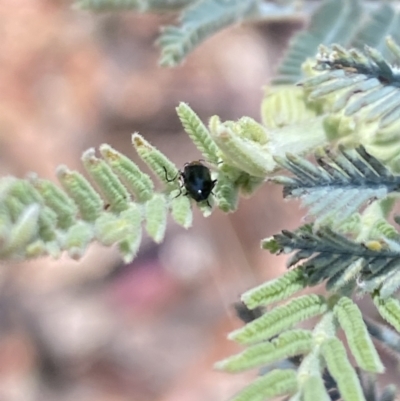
[163,166,179,182]
[210,179,218,196]
[172,185,183,199]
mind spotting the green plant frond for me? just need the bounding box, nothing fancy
[302,40,400,133]
[213,167,239,212]
[321,337,366,401]
[82,148,132,214]
[56,165,105,222]
[209,115,274,177]
[333,297,384,373]
[132,133,180,188]
[241,268,307,309]
[157,0,261,67]
[0,134,209,261]
[350,4,400,62]
[99,144,154,202]
[355,199,400,244]
[176,102,220,165]
[273,0,362,85]
[264,226,400,295]
[228,294,328,345]
[73,0,191,12]
[215,329,312,373]
[261,86,321,129]
[170,193,192,228]
[145,193,168,243]
[273,145,399,228]
[63,221,94,260]
[228,369,297,401]
[373,294,400,333]
[302,375,331,401]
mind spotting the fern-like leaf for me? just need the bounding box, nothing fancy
[215,329,312,373]
[228,294,327,345]
[272,145,399,228]
[176,102,220,165]
[302,40,400,131]
[263,226,400,296]
[241,267,307,309]
[333,297,384,373]
[373,294,400,333]
[350,4,400,61]
[157,0,261,66]
[229,369,297,401]
[274,0,361,84]
[321,337,366,401]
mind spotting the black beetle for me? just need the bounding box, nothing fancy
[163,160,217,207]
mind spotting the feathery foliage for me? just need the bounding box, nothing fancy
[272,145,400,228]
[273,0,362,84]
[10,0,400,399]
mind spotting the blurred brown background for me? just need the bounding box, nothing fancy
[0,1,308,401]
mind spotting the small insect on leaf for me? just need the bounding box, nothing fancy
[164,160,217,208]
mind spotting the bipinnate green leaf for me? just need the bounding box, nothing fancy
[302,375,331,401]
[373,294,400,333]
[321,337,366,401]
[266,226,400,296]
[274,0,361,84]
[57,165,104,222]
[0,133,198,261]
[228,294,327,345]
[334,297,384,373]
[116,204,143,262]
[176,103,219,165]
[132,133,180,189]
[209,116,274,177]
[0,204,40,258]
[158,0,260,67]
[214,169,239,212]
[82,148,131,214]
[350,4,400,62]
[63,221,94,260]
[100,144,154,202]
[241,268,307,309]
[302,39,400,134]
[28,175,78,230]
[273,145,398,228]
[170,194,192,228]
[145,194,168,243]
[229,369,297,401]
[215,329,312,373]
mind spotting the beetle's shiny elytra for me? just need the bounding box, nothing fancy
[163,160,217,206]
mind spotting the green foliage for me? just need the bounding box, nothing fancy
[228,369,297,401]
[10,0,400,399]
[333,297,384,373]
[157,0,261,66]
[272,145,400,229]
[229,294,328,344]
[321,337,366,401]
[241,268,307,309]
[215,329,312,373]
[274,0,362,84]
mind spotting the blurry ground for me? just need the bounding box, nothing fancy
[2,2,393,401]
